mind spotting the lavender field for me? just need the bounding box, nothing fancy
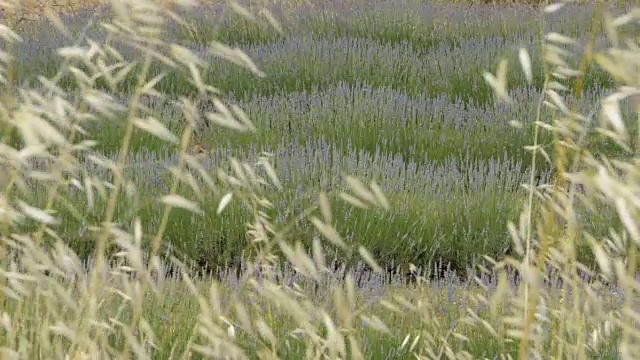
[1,0,639,358]
[9,1,629,277]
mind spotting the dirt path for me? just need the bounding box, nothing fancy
[0,1,107,20]
[0,0,210,22]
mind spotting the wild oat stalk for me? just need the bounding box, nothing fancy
[479,1,639,359]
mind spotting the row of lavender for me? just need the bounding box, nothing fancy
[17,2,610,101]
